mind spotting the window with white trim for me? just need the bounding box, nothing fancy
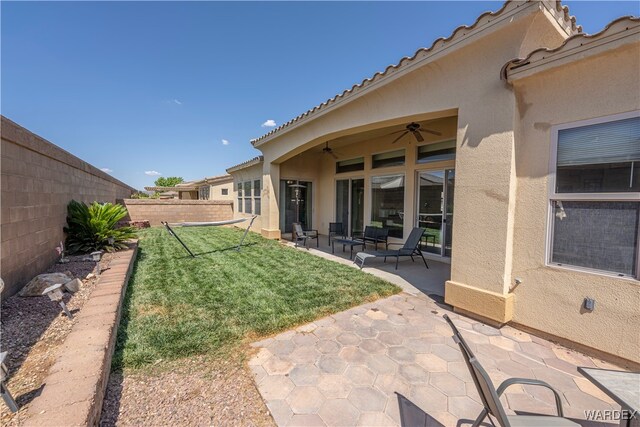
[237,182,243,213]
[548,112,640,278]
[244,181,252,214]
[253,179,261,215]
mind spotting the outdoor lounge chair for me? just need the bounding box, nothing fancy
[293,223,318,248]
[442,314,579,427]
[354,227,428,270]
[328,222,345,245]
[353,226,389,250]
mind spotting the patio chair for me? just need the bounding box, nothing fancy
[328,222,345,245]
[293,223,318,248]
[442,314,579,427]
[354,226,389,250]
[354,227,428,270]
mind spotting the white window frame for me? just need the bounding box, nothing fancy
[546,110,640,280]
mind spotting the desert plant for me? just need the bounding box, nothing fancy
[64,200,137,254]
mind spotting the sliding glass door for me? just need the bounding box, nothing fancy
[417,169,454,257]
[336,178,364,236]
[279,180,312,234]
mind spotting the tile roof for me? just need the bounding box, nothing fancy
[502,15,640,81]
[226,156,264,173]
[250,0,581,147]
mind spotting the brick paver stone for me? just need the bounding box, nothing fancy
[317,355,348,374]
[348,386,387,411]
[289,364,321,387]
[286,386,325,414]
[345,365,376,386]
[317,374,353,399]
[318,399,360,426]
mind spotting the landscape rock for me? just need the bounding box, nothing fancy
[19,273,73,297]
[64,278,83,293]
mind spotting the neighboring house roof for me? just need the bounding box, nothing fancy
[250,0,581,147]
[145,175,232,192]
[226,156,264,173]
[502,16,640,81]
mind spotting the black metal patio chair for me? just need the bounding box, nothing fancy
[442,314,579,427]
[328,222,345,246]
[293,223,318,248]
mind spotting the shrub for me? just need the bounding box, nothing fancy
[64,200,137,254]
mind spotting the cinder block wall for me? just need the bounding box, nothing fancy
[1,116,135,297]
[122,199,233,226]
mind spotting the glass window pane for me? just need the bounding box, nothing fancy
[238,182,243,197]
[244,197,252,214]
[372,150,405,169]
[417,140,456,164]
[371,175,404,238]
[254,198,261,215]
[222,188,228,196]
[244,181,251,194]
[556,162,639,193]
[557,117,640,166]
[253,179,261,196]
[336,180,349,232]
[551,201,639,276]
[238,198,243,213]
[336,157,365,174]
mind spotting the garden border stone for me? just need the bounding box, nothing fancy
[25,242,138,426]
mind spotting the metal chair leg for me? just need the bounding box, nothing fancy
[1,383,18,413]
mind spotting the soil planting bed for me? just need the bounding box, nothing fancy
[101,354,274,426]
[1,253,116,425]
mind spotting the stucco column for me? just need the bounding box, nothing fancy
[261,161,281,239]
[444,103,518,325]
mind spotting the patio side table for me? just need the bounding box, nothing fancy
[331,238,366,260]
[577,367,640,427]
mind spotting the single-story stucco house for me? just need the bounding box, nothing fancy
[227,1,639,365]
[145,174,234,200]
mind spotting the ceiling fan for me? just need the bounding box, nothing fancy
[389,122,442,144]
[321,141,338,159]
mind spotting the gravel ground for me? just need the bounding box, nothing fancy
[0,253,115,425]
[101,354,274,427]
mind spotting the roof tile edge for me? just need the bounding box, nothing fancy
[502,16,639,81]
[250,0,581,147]
[226,156,264,173]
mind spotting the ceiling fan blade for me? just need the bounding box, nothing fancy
[413,131,425,142]
[330,151,338,159]
[387,129,407,136]
[391,131,409,144]
[420,129,442,136]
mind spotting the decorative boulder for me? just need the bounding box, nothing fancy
[19,272,73,297]
[64,278,83,293]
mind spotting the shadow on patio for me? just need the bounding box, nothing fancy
[283,234,451,297]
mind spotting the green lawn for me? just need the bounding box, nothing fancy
[113,226,400,370]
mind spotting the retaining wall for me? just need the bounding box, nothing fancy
[1,116,135,297]
[122,199,233,226]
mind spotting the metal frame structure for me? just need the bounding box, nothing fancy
[161,216,257,257]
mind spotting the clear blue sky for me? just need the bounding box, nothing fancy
[2,1,638,190]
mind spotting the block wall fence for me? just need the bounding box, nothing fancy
[1,116,135,297]
[122,199,233,226]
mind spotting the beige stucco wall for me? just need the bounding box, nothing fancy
[257,7,567,300]
[1,117,135,297]
[229,163,263,232]
[508,41,640,363]
[209,181,234,201]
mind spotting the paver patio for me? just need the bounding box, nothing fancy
[249,291,624,426]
